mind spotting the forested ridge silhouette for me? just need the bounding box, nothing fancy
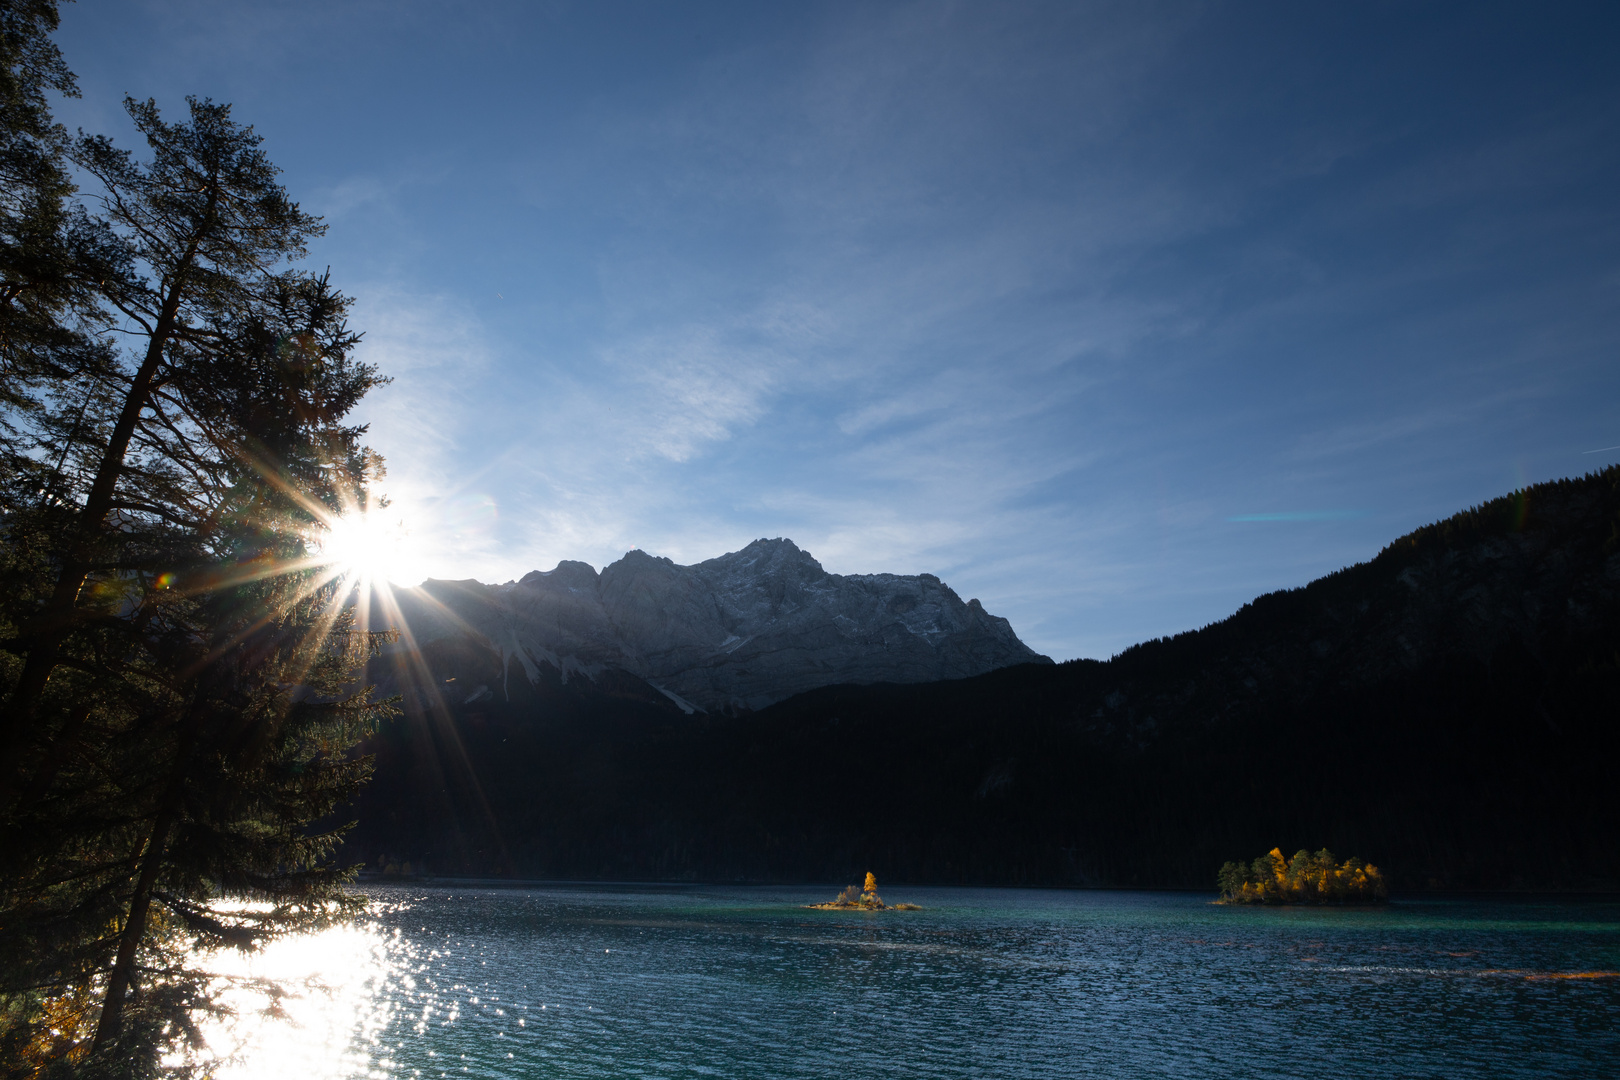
[347,466,1620,891]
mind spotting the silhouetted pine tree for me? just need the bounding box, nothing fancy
[0,0,123,431]
[0,58,395,1077]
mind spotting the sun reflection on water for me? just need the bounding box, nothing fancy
[151,887,1620,1079]
[178,912,417,1080]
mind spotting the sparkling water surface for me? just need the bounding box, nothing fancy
[209,883,1620,1079]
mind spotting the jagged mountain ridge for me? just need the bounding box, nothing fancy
[379,537,1049,712]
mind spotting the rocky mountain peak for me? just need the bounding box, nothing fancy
[710,536,825,572]
[518,560,600,593]
[386,538,1051,712]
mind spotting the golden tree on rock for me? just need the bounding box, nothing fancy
[861,872,882,906]
[807,872,916,910]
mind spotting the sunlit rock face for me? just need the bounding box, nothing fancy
[383,538,1049,712]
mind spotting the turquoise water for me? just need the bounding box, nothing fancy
[233,884,1620,1078]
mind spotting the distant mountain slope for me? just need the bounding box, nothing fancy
[377,537,1048,712]
[346,469,1620,891]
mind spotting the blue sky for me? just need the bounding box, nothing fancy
[53,1,1620,660]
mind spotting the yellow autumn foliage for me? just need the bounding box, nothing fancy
[862,872,881,905]
[1216,848,1388,904]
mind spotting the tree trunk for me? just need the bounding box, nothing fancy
[1,275,188,757]
[88,800,175,1058]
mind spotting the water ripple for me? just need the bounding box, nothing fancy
[197,886,1620,1079]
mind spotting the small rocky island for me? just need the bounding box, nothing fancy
[807,873,920,911]
[1217,848,1388,904]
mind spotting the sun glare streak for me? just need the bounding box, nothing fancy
[111,379,496,1078]
[225,464,514,872]
[359,580,512,868]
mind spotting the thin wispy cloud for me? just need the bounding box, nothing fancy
[604,328,783,463]
[1227,511,1367,523]
[56,1,1620,657]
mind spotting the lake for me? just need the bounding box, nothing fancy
[197,883,1620,1079]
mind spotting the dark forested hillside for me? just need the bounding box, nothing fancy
[343,467,1620,891]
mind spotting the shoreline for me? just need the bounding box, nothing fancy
[352,875,1620,901]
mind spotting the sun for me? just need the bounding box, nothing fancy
[316,507,418,587]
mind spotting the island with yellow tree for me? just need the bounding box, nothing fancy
[1216,848,1388,904]
[807,873,921,910]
